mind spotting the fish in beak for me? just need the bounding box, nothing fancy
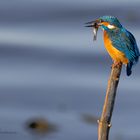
[85,20,101,41]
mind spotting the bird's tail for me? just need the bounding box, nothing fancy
[126,62,133,76]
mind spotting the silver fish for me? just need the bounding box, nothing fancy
[93,26,98,41]
[85,21,99,41]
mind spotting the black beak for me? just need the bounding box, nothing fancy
[85,20,96,27]
[85,20,99,28]
[85,25,94,27]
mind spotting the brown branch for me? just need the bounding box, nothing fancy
[98,62,122,140]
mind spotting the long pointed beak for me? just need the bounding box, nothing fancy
[85,20,99,28]
[85,20,96,27]
[85,25,94,27]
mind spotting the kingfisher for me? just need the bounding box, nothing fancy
[86,16,140,76]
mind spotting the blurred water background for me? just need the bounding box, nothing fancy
[0,0,140,140]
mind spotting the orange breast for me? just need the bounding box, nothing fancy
[103,31,128,64]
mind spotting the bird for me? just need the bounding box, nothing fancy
[86,16,140,76]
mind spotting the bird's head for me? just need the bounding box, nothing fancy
[86,16,122,31]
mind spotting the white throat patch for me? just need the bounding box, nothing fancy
[107,24,116,29]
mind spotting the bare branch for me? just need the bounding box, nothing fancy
[98,62,122,140]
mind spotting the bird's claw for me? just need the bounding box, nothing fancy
[112,61,122,68]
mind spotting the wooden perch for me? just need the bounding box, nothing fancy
[98,62,122,140]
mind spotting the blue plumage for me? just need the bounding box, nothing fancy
[99,16,122,28]
[99,16,140,76]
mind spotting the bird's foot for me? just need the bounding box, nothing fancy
[112,61,122,68]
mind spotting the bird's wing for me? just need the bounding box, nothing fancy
[110,28,139,63]
[126,30,140,57]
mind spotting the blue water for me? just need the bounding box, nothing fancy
[0,0,140,140]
